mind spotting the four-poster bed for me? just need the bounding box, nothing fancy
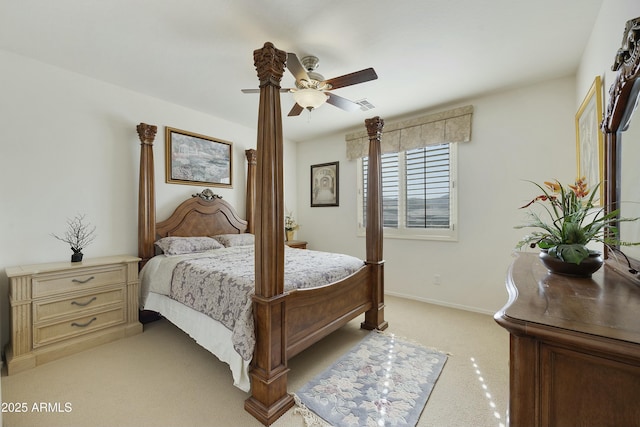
[135,42,387,425]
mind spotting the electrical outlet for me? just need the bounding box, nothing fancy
[433,274,441,285]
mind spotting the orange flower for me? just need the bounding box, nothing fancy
[568,176,589,198]
[544,181,561,193]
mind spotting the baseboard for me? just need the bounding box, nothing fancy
[384,291,495,316]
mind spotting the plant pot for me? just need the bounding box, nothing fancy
[71,252,84,263]
[539,250,603,277]
[286,230,295,242]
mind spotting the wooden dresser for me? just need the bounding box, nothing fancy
[495,253,640,427]
[5,255,142,374]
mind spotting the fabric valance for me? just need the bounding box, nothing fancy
[345,105,473,160]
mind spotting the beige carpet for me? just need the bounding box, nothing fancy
[2,295,509,427]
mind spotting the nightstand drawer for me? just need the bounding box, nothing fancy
[34,307,125,347]
[32,265,126,298]
[34,288,124,322]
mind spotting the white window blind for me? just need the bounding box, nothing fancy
[405,144,450,229]
[360,143,456,240]
[353,106,468,241]
[363,153,399,228]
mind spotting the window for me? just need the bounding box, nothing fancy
[358,143,457,241]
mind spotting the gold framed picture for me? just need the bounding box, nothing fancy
[575,75,604,204]
[165,127,232,188]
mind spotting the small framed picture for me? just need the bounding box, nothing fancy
[311,161,339,207]
[165,127,232,187]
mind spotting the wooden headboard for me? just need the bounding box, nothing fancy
[155,189,248,240]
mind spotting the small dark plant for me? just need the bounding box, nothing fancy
[52,213,97,255]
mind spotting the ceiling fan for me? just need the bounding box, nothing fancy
[242,52,377,116]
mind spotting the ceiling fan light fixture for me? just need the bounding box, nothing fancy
[293,88,328,110]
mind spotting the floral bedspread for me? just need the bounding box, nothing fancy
[167,246,364,361]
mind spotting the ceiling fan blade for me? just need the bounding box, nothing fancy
[286,53,310,83]
[326,92,361,112]
[288,103,305,116]
[241,88,294,94]
[324,68,377,90]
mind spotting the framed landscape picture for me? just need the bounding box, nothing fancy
[165,127,232,187]
[311,161,339,207]
[575,76,603,204]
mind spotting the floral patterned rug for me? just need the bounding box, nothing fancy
[294,332,448,427]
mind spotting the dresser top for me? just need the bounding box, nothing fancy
[5,255,140,277]
[496,252,640,345]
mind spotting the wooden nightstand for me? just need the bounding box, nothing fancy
[5,255,142,375]
[285,240,307,249]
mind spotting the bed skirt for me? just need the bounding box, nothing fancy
[143,292,251,392]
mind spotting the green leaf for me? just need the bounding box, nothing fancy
[538,240,555,249]
[555,244,590,264]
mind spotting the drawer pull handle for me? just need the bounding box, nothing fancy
[71,317,97,328]
[71,297,97,307]
[72,276,95,284]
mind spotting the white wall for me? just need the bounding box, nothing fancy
[295,77,577,314]
[0,50,298,348]
[293,0,640,315]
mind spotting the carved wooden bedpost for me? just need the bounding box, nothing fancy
[136,123,158,268]
[362,117,388,331]
[244,42,294,425]
[245,149,257,234]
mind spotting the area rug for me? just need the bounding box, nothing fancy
[293,332,448,427]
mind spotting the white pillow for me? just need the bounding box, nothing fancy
[212,233,255,247]
[155,236,224,255]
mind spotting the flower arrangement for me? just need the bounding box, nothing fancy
[285,211,299,232]
[515,178,638,265]
[52,213,97,261]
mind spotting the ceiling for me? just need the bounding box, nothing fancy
[1,0,604,142]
